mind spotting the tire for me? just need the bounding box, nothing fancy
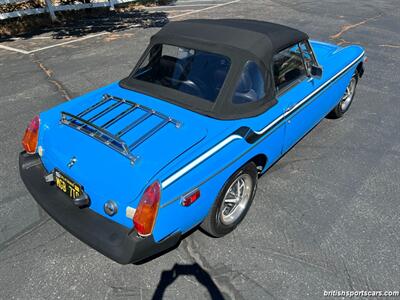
[327,72,359,119]
[200,162,258,237]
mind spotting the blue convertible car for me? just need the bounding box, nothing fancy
[19,19,365,264]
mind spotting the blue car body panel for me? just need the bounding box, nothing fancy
[36,41,365,243]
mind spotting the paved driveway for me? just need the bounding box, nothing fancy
[1,0,399,299]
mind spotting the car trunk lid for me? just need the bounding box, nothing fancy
[39,86,207,223]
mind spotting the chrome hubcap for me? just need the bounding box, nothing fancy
[340,77,356,111]
[220,174,253,225]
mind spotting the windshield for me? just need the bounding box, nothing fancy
[132,44,231,102]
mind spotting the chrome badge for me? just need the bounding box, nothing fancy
[67,156,77,168]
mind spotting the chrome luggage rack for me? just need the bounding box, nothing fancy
[61,94,182,165]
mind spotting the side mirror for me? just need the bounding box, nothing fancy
[310,64,323,79]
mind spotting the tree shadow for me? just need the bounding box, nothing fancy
[152,263,226,300]
[0,8,169,41]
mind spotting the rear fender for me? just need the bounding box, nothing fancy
[153,132,278,241]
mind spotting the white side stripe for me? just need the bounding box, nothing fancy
[161,51,365,188]
[161,134,243,188]
[253,114,285,135]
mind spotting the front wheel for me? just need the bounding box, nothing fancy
[327,73,358,119]
[200,162,258,237]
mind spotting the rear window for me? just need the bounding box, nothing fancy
[133,44,231,102]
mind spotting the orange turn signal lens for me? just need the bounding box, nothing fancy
[22,115,40,154]
[133,181,161,237]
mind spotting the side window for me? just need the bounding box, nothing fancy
[232,61,266,104]
[299,41,316,72]
[273,44,306,92]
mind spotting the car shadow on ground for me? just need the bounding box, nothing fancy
[133,229,225,298]
[152,263,225,300]
[0,8,168,41]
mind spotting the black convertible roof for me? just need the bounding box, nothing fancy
[121,19,310,119]
[152,19,309,62]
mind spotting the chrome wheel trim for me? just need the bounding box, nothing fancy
[220,174,253,225]
[340,77,356,111]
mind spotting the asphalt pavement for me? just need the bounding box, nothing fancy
[0,0,399,299]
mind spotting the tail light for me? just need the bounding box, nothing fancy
[22,115,40,154]
[133,181,161,237]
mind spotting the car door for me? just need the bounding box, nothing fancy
[273,41,328,152]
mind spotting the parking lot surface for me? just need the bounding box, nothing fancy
[1,0,399,299]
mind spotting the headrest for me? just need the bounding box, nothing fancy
[235,72,252,93]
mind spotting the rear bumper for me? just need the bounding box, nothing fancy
[19,152,181,264]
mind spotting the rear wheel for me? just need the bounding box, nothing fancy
[327,73,358,119]
[200,162,258,237]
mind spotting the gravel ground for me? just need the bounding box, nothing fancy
[0,0,399,299]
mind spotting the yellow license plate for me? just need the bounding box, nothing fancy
[54,169,82,200]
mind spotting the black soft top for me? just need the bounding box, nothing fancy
[153,19,308,63]
[120,19,309,119]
